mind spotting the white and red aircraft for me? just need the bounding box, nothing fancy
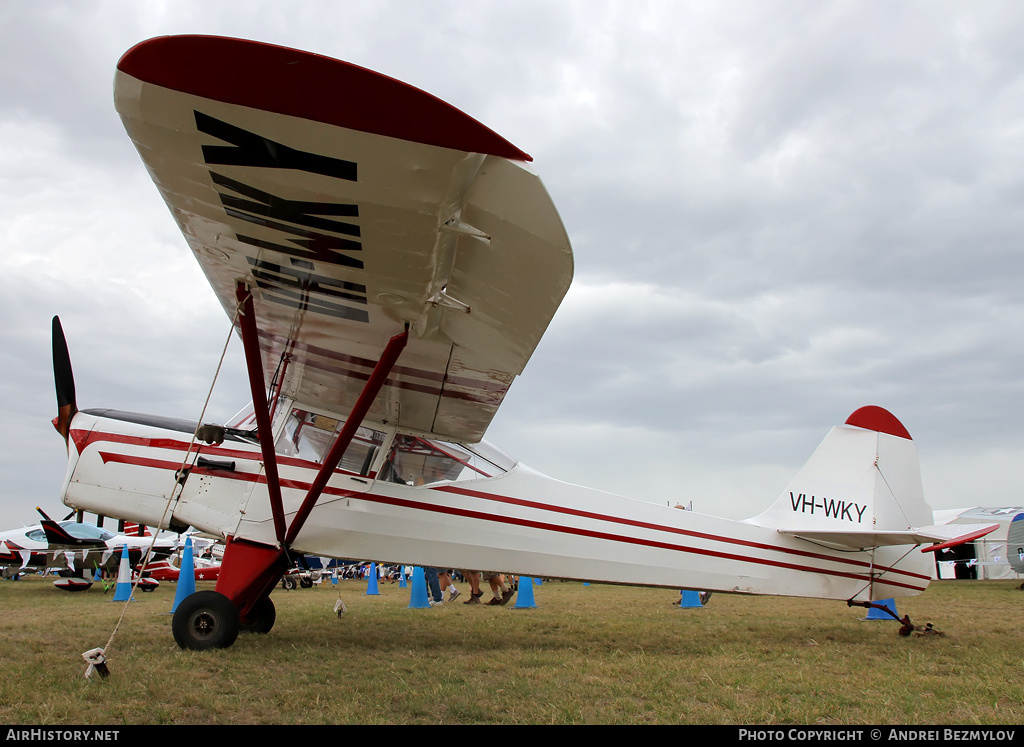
[0,509,175,590]
[53,35,995,649]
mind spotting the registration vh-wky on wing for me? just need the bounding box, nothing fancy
[51,35,996,650]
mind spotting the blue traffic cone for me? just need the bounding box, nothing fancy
[678,590,703,608]
[864,598,898,621]
[534,577,542,585]
[366,562,381,595]
[171,537,196,613]
[514,576,537,609]
[112,545,133,602]
[399,568,408,588]
[408,567,430,609]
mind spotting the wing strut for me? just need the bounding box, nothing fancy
[235,283,287,545]
[284,325,408,545]
[212,299,408,629]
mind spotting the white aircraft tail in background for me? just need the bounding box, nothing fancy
[1008,514,1024,576]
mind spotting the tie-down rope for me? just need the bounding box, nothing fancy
[85,295,248,678]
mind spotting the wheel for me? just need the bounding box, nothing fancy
[281,576,297,590]
[172,590,240,650]
[239,596,276,635]
[300,577,313,588]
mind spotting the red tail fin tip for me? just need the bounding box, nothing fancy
[845,406,912,440]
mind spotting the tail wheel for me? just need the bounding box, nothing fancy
[172,590,240,650]
[239,596,276,635]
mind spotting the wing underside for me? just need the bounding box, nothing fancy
[114,35,573,443]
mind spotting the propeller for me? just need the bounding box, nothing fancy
[51,316,78,443]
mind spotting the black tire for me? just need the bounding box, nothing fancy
[300,577,313,588]
[281,576,297,590]
[239,596,276,635]
[172,591,240,650]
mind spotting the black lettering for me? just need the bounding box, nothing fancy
[790,492,801,512]
[248,258,367,304]
[211,172,364,270]
[196,111,357,181]
[263,287,369,323]
[235,234,364,270]
[211,172,360,237]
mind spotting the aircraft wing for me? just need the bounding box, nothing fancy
[779,523,999,552]
[114,35,573,443]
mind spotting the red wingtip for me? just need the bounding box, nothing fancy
[117,35,533,162]
[845,406,912,440]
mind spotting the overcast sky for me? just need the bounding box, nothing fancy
[2,1,1023,530]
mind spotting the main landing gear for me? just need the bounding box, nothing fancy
[171,590,278,649]
[172,591,240,650]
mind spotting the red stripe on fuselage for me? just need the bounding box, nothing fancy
[438,485,931,583]
[78,430,929,591]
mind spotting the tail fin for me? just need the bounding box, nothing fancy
[748,407,940,549]
[1008,513,1024,574]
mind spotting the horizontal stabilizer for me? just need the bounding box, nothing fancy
[779,523,998,552]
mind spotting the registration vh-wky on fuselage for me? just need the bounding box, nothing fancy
[51,35,995,650]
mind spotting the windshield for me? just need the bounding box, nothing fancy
[275,408,386,476]
[380,435,514,487]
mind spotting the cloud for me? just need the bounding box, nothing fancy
[3,1,1024,532]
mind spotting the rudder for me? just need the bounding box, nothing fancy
[748,406,931,536]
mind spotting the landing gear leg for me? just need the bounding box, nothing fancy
[239,595,276,635]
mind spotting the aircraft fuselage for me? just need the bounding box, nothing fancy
[59,407,933,603]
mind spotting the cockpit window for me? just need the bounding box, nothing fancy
[382,435,512,486]
[64,523,117,541]
[275,409,386,476]
[26,523,117,542]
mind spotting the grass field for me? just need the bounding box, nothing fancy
[1,575,1022,725]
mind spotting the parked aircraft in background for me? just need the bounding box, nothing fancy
[930,507,1024,581]
[1008,514,1024,579]
[54,35,995,649]
[0,509,176,590]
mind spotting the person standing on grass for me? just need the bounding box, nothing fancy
[424,567,444,606]
[483,572,515,606]
[438,569,461,601]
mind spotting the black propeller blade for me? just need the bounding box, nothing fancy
[52,316,78,442]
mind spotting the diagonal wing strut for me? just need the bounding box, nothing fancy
[234,281,409,548]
